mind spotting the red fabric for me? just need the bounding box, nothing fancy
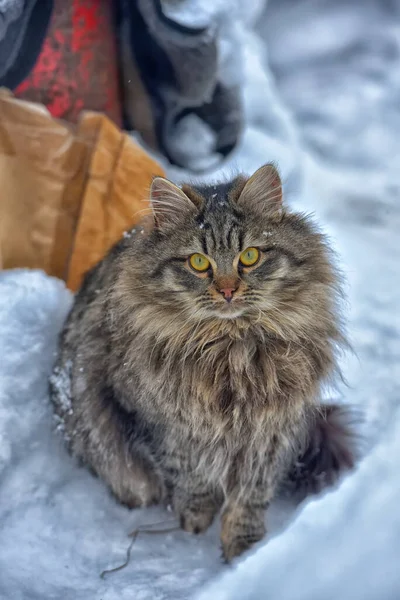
[14,0,122,126]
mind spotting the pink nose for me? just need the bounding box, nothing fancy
[219,287,237,303]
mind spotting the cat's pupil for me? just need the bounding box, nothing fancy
[245,249,256,261]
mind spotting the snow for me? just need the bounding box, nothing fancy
[0,271,224,599]
[197,412,400,600]
[1,0,400,599]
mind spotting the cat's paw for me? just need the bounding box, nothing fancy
[180,508,215,535]
[221,534,263,563]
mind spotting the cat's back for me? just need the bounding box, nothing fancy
[50,237,132,427]
[69,238,129,326]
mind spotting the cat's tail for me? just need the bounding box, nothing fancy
[283,403,361,498]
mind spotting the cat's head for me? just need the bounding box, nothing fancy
[128,164,339,335]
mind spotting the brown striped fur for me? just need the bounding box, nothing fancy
[50,164,354,561]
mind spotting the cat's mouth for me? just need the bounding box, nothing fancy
[211,301,246,319]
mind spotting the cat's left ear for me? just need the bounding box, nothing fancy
[150,177,198,231]
[236,163,283,220]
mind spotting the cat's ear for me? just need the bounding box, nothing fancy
[150,177,197,230]
[236,163,283,220]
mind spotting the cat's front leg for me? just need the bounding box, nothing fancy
[221,449,283,561]
[172,478,222,535]
[220,498,268,562]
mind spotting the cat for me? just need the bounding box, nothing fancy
[50,164,356,561]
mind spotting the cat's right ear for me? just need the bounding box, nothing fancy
[236,163,283,220]
[150,177,198,231]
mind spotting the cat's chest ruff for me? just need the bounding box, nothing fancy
[187,335,270,406]
[194,333,261,377]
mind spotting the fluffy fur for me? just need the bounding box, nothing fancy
[50,164,356,561]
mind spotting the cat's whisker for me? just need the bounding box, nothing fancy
[132,207,153,217]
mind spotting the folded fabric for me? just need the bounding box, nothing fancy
[0,0,24,41]
[1,0,243,170]
[0,0,53,89]
[0,90,165,291]
[119,0,243,171]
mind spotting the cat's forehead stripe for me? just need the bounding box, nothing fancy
[226,226,233,248]
[202,218,242,253]
[189,181,246,254]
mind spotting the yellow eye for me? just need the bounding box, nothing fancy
[189,253,211,272]
[239,247,260,267]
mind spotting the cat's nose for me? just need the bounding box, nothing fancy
[219,287,237,303]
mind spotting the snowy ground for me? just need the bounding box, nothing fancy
[1,1,400,599]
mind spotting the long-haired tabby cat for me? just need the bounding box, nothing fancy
[50,164,356,561]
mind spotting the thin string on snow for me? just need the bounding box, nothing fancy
[100,519,179,579]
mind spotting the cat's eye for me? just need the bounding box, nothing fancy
[189,253,211,272]
[239,247,260,267]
